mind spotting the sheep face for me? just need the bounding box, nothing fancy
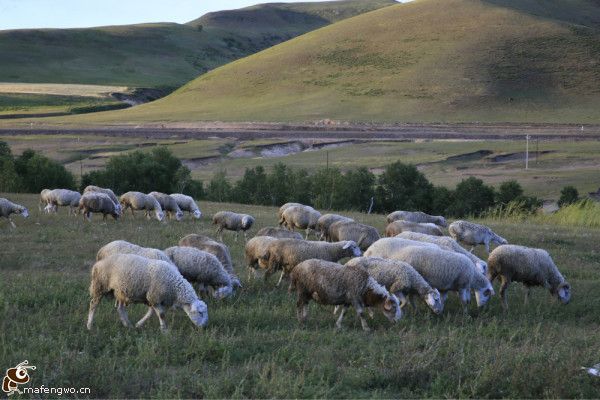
[44,204,55,214]
[193,210,202,219]
[475,261,487,275]
[155,210,165,221]
[214,286,233,299]
[241,216,254,230]
[343,241,362,257]
[474,284,495,307]
[437,217,448,228]
[381,294,402,322]
[183,300,209,327]
[493,235,508,246]
[19,207,29,218]
[175,210,184,221]
[426,289,443,314]
[555,282,571,304]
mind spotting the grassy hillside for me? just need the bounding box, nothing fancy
[79,0,600,123]
[2,194,599,397]
[0,0,395,88]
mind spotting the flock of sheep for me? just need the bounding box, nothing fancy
[1,189,571,332]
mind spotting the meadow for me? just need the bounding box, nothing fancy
[1,193,599,398]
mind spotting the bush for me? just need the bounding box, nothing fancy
[448,177,495,217]
[497,180,524,204]
[206,170,233,203]
[558,186,579,207]
[374,161,434,213]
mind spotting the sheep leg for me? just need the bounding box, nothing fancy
[333,305,340,315]
[153,305,168,333]
[243,231,248,242]
[499,276,510,311]
[335,305,348,329]
[8,217,16,228]
[305,228,310,239]
[86,297,101,330]
[484,240,491,255]
[276,270,286,287]
[116,303,133,328]
[296,295,310,325]
[523,285,531,306]
[356,305,370,332]
[135,307,154,328]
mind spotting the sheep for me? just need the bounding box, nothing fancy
[83,185,121,213]
[316,213,354,241]
[149,192,183,221]
[178,234,241,288]
[164,246,233,299]
[96,240,171,263]
[289,259,402,331]
[119,191,164,221]
[44,189,81,215]
[328,220,380,251]
[87,253,208,332]
[345,256,443,314]
[78,192,121,222]
[212,211,255,242]
[487,245,571,310]
[260,239,362,285]
[449,220,508,254]
[385,220,444,237]
[39,189,52,212]
[0,198,29,228]
[170,193,201,219]
[386,211,447,227]
[245,236,279,279]
[397,231,488,274]
[277,202,303,226]
[365,237,440,258]
[281,205,322,239]
[255,226,303,240]
[381,245,494,312]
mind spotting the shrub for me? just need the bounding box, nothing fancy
[7,148,76,193]
[558,186,579,207]
[374,161,433,213]
[206,170,233,203]
[497,180,524,204]
[448,177,495,217]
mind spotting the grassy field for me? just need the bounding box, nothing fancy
[2,134,599,200]
[0,1,394,89]
[1,193,599,398]
[62,0,600,124]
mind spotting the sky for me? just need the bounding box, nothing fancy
[0,0,406,30]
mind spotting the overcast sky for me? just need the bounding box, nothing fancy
[0,0,407,30]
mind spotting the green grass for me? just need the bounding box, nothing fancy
[1,193,599,398]
[0,93,122,115]
[0,1,394,89]
[65,0,600,124]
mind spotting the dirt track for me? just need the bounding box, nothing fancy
[2,122,600,141]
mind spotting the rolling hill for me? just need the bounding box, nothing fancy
[0,0,395,88]
[77,0,600,124]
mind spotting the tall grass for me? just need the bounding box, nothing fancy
[485,200,600,228]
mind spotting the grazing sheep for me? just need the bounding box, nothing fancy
[277,202,303,225]
[384,245,494,311]
[164,246,233,299]
[87,253,208,332]
[260,239,362,285]
[289,259,402,331]
[386,211,447,227]
[212,211,255,242]
[346,256,443,314]
[316,213,355,241]
[255,226,303,240]
[96,240,171,263]
[78,192,121,222]
[281,205,322,239]
[328,221,380,251]
[397,231,488,274]
[170,193,201,219]
[245,236,279,278]
[365,237,440,258]
[487,245,571,310]
[44,189,81,215]
[39,189,52,212]
[149,192,183,221]
[385,220,444,237]
[0,198,29,228]
[83,185,121,213]
[119,191,164,221]
[449,220,507,254]
[178,234,241,288]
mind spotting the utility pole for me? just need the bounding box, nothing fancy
[525,135,530,170]
[78,137,83,181]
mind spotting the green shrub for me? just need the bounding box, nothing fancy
[558,185,579,207]
[497,180,524,204]
[374,161,434,213]
[448,177,495,217]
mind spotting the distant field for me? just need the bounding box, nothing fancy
[0,83,129,97]
[2,134,599,200]
[1,194,599,398]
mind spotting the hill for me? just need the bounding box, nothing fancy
[82,0,600,123]
[0,0,395,88]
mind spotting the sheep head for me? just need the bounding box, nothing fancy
[342,241,362,257]
[474,283,495,307]
[183,299,208,327]
[426,289,444,314]
[555,282,571,304]
[193,210,202,219]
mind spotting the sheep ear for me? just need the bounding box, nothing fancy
[383,298,393,311]
[260,251,270,261]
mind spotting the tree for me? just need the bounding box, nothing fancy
[448,177,495,217]
[339,167,375,211]
[15,149,76,192]
[374,161,434,213]
[431,186,453,215]
[497,180,524,204]
[206,170,232,202]
[558,186,579,207]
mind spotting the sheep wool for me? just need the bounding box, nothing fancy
[45,189,81,215]
[385,220,443,237]
[255,226,303,240]
[281,205,322,239]
[0,198,29,228]
[449,220,507,253]
[212,211,255,241]
[96,240,171,263]
[79,192,120,222]
[328,221,380,251]
[316,213,355,241]
[386,211,447,227]
[170,193,202,219]
[149,192,183,221]
[119,191,164,221]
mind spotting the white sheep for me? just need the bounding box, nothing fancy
[96,240,171,263]
[487,244,571,310]
[212,211,255,242]
[44,189,81,215]
[83,185,121,214]
[78,192,121,222]
[449,220,507,254]
[149,191,184,221]
[39,189,52,212]
[386,211,447,227]
[164,246,233,299]
[397,231,488,274]
[365,237,440,258]
[170,193,202,219]
[328,220,380,251]
[345,256,443,314]
[385,220,444,237]
[289,259,402,331]
[255,226,303,240]
[245,236,278,279]
[87,253,208,332]
[119,191,164,221]
[277,202,303,225]
[0,198,29,228]
[316,213,354,241]
[280,205,322,239]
